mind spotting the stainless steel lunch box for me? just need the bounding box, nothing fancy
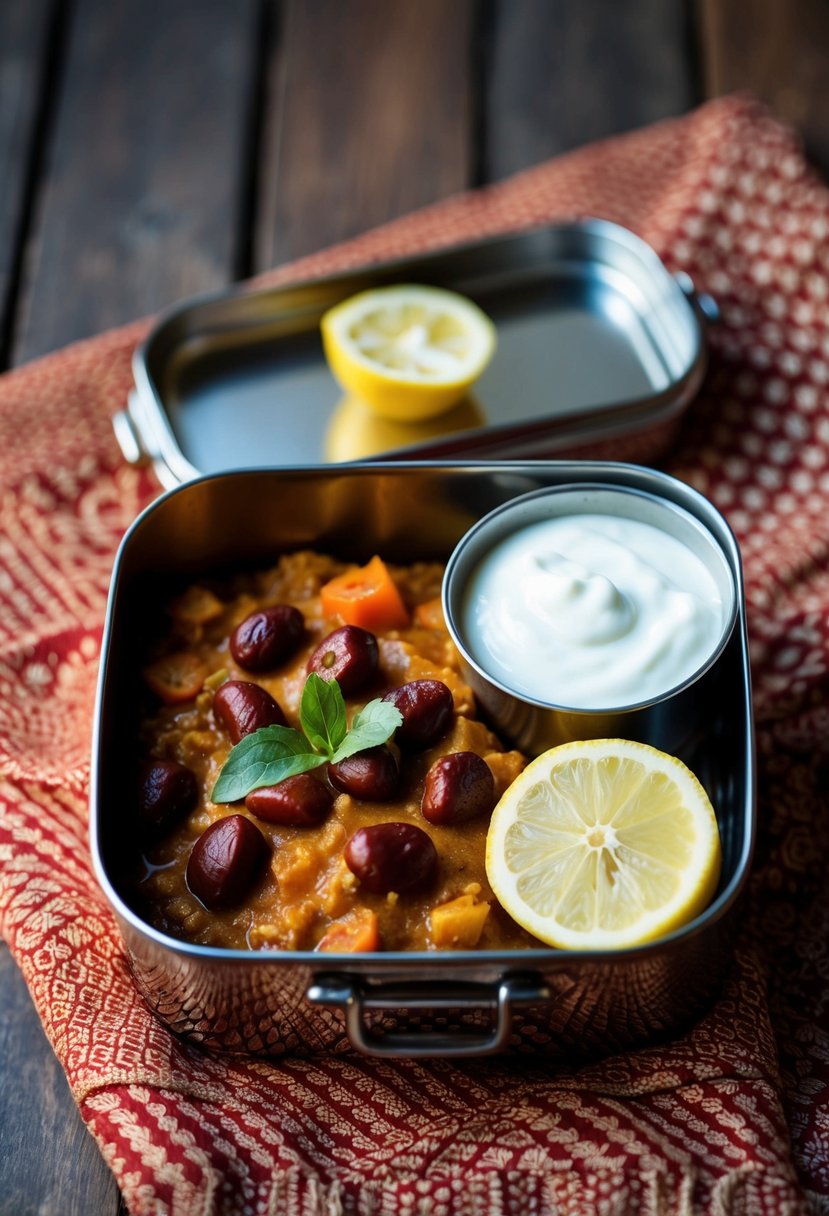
[114,221,717,488]
[90,462,754,1059]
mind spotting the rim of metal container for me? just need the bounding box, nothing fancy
[90,460,753,967]
[442,482,738,716]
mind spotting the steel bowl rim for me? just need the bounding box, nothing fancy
[441,480,739,716]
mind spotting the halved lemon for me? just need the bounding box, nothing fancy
[486,739,721,951]
[320,285,497,421]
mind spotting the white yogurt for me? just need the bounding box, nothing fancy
[462,514,726,710]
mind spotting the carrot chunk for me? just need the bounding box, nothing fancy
[316,907,381,953]
[413,597,446,631]
[143,652,208,704]
[430,891,490,948]
[320,555,409,630]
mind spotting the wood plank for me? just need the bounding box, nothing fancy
[3,2,263,1211]
[255,0,476,269]
[0,945,120,1216]
[484,0,697,181]
[0,0,54,366]
[12,0,260,365]
[700,0,829,174]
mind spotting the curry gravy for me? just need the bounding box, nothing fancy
[131,550,539,952]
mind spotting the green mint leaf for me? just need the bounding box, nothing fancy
[212,679,403,800]
[212,725,326,802]
[300,672,347,757]
[329,699,403,763]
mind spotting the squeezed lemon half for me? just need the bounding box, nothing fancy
[486,739,722,951]
[320,284,496,421]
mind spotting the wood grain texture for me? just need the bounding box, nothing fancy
[12,0,260,365]
[700,0,829,173]
[0,946,120,1216]
[0,0,54,365]
[254,0,476,269]
[483,0,698,181]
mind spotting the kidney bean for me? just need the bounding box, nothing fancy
[213,679,286,743]
[344,822,438,895]
[139,759,198,835]
[186,814,269,909]
[421,752,495,825]
[328,745,398,801]
[230,604,305,672]
[306,625,378,696]
[246,773,333,826]
[382,679,453,750]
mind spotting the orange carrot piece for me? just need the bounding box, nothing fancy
[143,652,208,704]
[320,555,409,630]
[316,908,381,953]
[430,892,490,949]
[413,597,446,631]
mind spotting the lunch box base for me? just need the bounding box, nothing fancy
[91,462,754,1059]
[123,917,735,1060]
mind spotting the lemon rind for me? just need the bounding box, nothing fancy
[485,739,722,952]
[320,285,496,421]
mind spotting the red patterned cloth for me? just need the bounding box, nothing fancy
[1,95,828,1215]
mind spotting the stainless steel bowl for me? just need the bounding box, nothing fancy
[442,483,738,756]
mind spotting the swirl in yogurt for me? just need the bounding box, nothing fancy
[462,514,725,710]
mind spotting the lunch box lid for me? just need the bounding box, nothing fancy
[117,220,717,488]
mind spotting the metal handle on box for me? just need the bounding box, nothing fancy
[306,973,550,1057]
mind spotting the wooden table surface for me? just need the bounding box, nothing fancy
[1,1,828,1211]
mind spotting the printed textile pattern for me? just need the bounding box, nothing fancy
[1,96,829,1216]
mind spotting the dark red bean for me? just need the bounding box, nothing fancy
[328,745,398,801]
[344,822,438,895]
[246,773,333,826]
[213,679,286,743]
[382,679,453,750]
[230,604,305,672]
[421,752,495,825]
[139,759,198,835]
[186,814,269,909]
[306,625,378,696]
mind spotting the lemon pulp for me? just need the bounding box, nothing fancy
[320,284,496,421]
[486,739,722,950]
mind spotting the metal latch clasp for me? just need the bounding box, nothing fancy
[307,973,551,1057]
[112,394,148,466]
[674,270,720,324]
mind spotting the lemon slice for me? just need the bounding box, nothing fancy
[320,285,496,421]
[486,740,721,950]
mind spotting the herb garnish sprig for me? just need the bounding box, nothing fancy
[212,673,402,803]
